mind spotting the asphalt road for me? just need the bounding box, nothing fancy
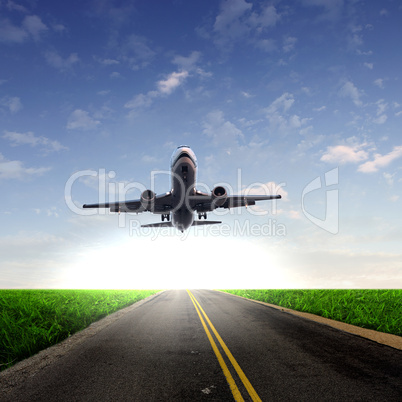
[1,289,401,401]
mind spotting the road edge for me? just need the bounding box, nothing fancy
[0,291,165,392]
[216,290,402,351]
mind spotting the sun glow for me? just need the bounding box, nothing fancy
[63,232,287,289]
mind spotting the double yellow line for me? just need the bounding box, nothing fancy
[187,290,261,402]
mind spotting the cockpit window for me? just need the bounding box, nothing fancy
[170,146,197,167]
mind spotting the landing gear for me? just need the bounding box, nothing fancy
[198,212,207,220]
[161,214,170,222]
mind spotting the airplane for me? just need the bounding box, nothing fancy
[83,145,281,232]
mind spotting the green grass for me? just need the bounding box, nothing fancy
[2,289,400,372]
[0,289,158,371]
[221,290,402,337]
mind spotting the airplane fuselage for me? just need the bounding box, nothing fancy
[83,145,281,232]
[170,146,197,231]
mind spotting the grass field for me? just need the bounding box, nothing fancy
[0,289,158,371]
[222,289,402,337]
[1,289,401,372]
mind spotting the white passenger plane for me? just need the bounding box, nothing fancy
[83,145,281,232]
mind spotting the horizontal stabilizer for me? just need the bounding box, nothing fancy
[140,220,222,228]
[141,222,173,228]
[192,220,222,226]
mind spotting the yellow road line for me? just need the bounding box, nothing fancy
[187,290,262,402]
[187,290,244,401]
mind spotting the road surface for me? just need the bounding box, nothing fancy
[1,289,401,401]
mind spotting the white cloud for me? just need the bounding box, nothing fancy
[372,99,388,124]
[241,91,253,98]
[248,4,280,30]
[125,92,153,109]
[254,38,276,52]
[22,15,47,41]
[297,133,324,154]
[358,146,402,173]
[0,14,47,43]
[323,141,402,173]
[264,92,310,133]
[157,71,189,95]
[3,130,67,152]
[356,49,373,56]
[339,81,364,107]
[214,0,252,40]
[266,92,294,114]
[6,1,29,13]
[67,109,101,130]
[212,0,280,49]
[0,18,27,42]
[0,153,51,180]
[125,69,189,115]
[373,114,387,124]
[383,172,395,187]
[52,23,66,33]
[300,0,344,21]
[141,154,159,163]
[98,58,120,66]
[374,78,384,88]
[283,36,297,52]
[172,51,202,71]
[347,30,363,50]
[3,131,40,146]
[288,115,308,129]
[121,34,155,70]
[0,96,22,113]
[195,68,213,79]
[45,51,79,71]
[203,110,244,148]
[364,62,373,70]
[125,50,209,116]
[46,207,59,218]
[375,99,387,115]
[124,91,158,115]
[321,144,369,164]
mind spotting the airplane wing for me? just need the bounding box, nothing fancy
[222,194,281,208]
[83,191,173,213]
[189,191,281,212]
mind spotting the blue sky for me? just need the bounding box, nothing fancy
[1,0,401,288]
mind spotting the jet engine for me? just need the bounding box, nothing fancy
[211,186,227,208]
[141,189,155,211]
